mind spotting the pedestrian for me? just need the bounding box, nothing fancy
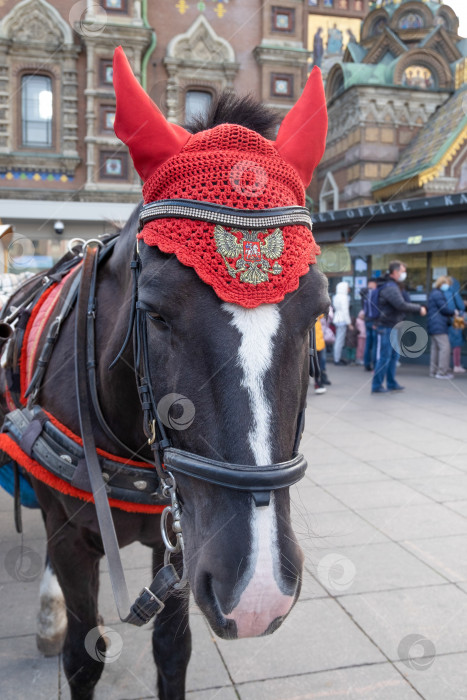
[356,310,366,365]
[428,276,455,379]
[319,314,332,386]
[332,281,350,365]
[360,278,378,370]
[321,307,335,351]
[313,315,328,394]
[443,277,466,373]
[345,317,358,364]
[372,261,427,394]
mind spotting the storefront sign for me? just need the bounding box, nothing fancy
[312,192,467,226]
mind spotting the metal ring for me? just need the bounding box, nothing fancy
[67,238,85,254]
[147,419,156,445]
[160,506,180,553]
[83,238,104,250]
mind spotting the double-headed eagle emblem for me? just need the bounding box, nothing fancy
[214,225,284,285]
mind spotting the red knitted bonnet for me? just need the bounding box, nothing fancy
[113,47,328,308]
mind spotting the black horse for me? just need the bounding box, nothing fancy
[1,49,329,699]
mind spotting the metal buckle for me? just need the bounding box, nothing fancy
[141,587,165,615]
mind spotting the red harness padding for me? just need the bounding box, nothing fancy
[0,269,164,515]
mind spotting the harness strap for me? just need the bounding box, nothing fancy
[25,271,83,402]
[13,462,22,534]
[75,245,179,626]
[2,407,165,504]
[85,247,152,464]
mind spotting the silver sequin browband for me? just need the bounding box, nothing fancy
[138,199,313,232]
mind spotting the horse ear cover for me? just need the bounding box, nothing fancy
[113,46,190,181]
[274,67,328,188]
[113,46,327,186]
[113,47,328,308]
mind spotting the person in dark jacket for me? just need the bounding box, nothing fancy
[372,261,426,394]
[360,278,378,370]
[428,276,455,379]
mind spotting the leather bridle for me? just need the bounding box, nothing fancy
[74,201,312,626]
[131,247,308,507]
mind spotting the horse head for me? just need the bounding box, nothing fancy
[113,47,330,639]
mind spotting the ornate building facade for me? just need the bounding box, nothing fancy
[314,0,467,210]
[308,0,371,79]
[0,0,310,267]
[311,1,467,312]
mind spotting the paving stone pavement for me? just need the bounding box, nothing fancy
[1,364,467,699]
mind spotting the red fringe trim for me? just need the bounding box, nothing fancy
[0,434,164,515]
[43,410,151,468]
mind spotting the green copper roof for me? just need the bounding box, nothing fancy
[373,84,467,190]
[339,59,399,87]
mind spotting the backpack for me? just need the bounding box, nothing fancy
[363,287,381,321]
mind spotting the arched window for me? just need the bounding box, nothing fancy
[398,12,424,30]
[185,90,212,124]
[401,65,436,90]
[21,74,53,147]
[320,171,339,212]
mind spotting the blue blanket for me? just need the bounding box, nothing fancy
[0,462,40,508]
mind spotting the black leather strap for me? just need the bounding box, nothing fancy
[75,245,178,626]
[163,448,307,506]
[85,246,153,464]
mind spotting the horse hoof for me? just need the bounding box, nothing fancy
[36,631,66,657]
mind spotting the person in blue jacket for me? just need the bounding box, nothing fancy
[428,276,455,379]
[443,277,466,373]
[372,261,426,393]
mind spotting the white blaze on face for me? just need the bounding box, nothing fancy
[223,303,295,637]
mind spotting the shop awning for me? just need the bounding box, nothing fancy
[347,214,467,256]
[0,199,138,223]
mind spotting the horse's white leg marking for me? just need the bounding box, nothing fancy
[223,304,295,637]
[36,564,67,656]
